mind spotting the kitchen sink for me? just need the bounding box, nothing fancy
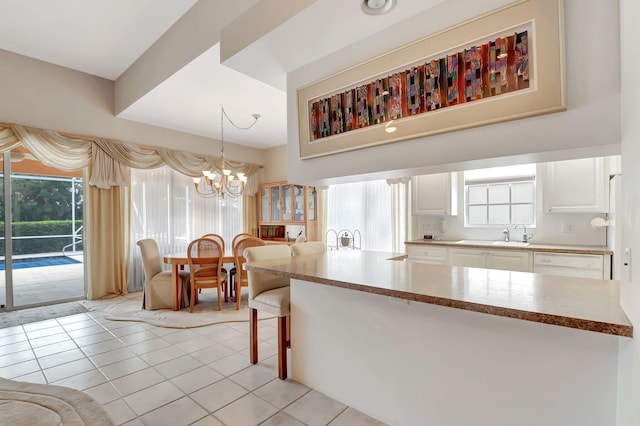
[455,240,529,247]
[491,241,529,247]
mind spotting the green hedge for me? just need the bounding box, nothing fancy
[0,220,83,255]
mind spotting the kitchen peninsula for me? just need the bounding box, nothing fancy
[245,250,632,426]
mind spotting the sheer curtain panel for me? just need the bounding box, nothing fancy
[129,166,243,292]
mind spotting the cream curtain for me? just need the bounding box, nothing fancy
[86,177,131,299]
[243,195,258,235]
[0,123,262,299]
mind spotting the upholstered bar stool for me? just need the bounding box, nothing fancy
[244,244,292,379]
[290,241,326,256]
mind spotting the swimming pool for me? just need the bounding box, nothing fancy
[0,256,81,270]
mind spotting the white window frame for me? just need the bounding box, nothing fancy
[464,166,536,228]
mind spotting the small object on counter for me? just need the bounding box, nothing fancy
[424,235,433,240]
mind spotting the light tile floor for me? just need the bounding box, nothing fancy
[0,302,388,426]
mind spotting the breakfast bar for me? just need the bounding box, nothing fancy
[245,250,632,426]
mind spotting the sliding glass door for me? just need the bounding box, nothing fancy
[1,147,85,310]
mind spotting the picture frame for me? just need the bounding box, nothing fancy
[296,0,565,159]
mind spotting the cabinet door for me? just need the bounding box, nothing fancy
[449,248,486,268]
[260,186,270,222]
[294,185,305,222]
[486,250,531,272]
[307,187,317,221]
[282,185,292,221]
[543,157,608,213]
[411,173,457,215]
[405,245,448,265]
[270,186,281,221]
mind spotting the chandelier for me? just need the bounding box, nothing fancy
[193,105,260,197]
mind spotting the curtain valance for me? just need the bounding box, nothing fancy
[0,123,261,194]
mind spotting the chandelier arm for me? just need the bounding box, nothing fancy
[195,105,258,198]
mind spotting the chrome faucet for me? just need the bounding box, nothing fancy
[502,226,510,242]
[515,224,534,243]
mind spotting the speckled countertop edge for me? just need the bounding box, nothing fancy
[246,251,632,338]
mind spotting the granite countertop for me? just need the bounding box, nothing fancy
[245,250,632,338]
[405,239,613,255]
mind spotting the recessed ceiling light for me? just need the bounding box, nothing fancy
[361,0,396,15]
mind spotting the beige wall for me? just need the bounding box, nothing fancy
[0,49,265,165]
[286,0,620,186]
[618,0,640,423]
[261,145,288,183]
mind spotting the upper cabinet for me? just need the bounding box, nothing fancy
[542,157,609,213]
[411,173,458,216]
[260,182,310,223]
[258,182,317,241]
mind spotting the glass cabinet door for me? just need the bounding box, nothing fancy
[260,186,270,221]
[294,185,305,221]
[270,186,281,221]
[282,185,292,221]
[307,186,317,221]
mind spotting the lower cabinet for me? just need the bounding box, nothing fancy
[405,245,448,265]
[406,244,610,278]
[447,248,531,272]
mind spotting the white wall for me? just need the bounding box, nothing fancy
[0,49,265,164]
[287,0,620,186]
[618,0,640,424]
[292,278,620,426]
[413,157,618,247]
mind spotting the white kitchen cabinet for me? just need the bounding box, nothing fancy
[405,245,448,265]
[411,173,458,215]
[533,252,610,279]
[542,157,609,213]
[449,248,531,272]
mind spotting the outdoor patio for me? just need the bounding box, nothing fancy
[0,253,85,309]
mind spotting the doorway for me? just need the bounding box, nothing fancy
[0,147,85,310]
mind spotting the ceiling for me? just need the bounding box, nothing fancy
[0,0,450,150]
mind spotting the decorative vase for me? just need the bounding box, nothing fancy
[341,236,351,247]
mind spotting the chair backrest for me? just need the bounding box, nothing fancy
[231,233,254,250]
[202,233,225,252]
[233,237,266,282]
[291,241,326,256]
[187,237,224,279]
[244,245,291,299]
[137,239,163,281]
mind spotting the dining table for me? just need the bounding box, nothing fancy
[163,251,235,311]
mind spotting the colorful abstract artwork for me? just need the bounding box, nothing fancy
[406,66,423,116]
[355,85,370,128]
[371,78,387,124]
[308,30,531,141]
[330,94,344,135]
[388,72,404,119]
[319,98,330,138]
[464,46,484,102]
[423,60,442,111]
[343,89,356,132]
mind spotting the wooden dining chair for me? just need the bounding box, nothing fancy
[228,233,254,298]
[233,236,266,310]
[187,237,226,312]
[201,233,230,302]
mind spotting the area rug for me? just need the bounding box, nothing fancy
[0,301,91,328]
[100,292,275,328]
[0,377,114,425]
